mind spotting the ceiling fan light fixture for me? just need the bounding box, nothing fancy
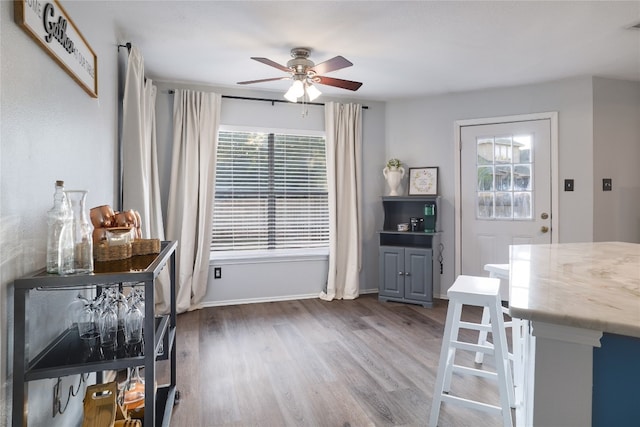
[291,79,305,97]
[284,79,305,102]
[305,83,322,101]
[284,87,299,103]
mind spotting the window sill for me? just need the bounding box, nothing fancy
[210,248,329,265]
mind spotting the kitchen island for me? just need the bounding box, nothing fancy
[509,241,640,427]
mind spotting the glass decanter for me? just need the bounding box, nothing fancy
[64,190,94,273]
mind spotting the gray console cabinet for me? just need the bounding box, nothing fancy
[378,196,441,308]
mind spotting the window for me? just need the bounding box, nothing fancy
[476,134,533,220]
[211,130,329,253]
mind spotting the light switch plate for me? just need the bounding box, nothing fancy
[603,178,612,191]
[564,179,574,191]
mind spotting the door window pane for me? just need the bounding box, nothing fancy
[514,134,532,163]
[494,136,512,164]
[477,166,494,191]
[477,193,494,218]
[477,138,494,165]
[514,165,531,191]
[514,192,532,219]
[495,192,513,218]
[495,165,512,191]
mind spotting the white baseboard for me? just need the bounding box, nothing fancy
[196,293,319,308]
[195,287,379,308]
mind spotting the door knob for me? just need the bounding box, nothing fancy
[398,272,404,276]
[541,212,549,220]
[405,272,411,276]
[541,226,549,233]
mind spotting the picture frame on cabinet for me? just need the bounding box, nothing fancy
[408,167,438,195]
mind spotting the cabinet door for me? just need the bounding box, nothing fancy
[404,248,433,302]
[379,246,404,298]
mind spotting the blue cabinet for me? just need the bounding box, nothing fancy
[378,196,441,308]
[379,246,433,306]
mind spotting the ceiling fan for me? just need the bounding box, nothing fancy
[237,47,363,101]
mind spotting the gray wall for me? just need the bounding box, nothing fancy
[154,82,386,306]
[385,76,598,297]
[593,77,640,242]
[1,1,120,424]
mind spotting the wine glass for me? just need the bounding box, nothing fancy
[126,285,145,309]
[126,286,145,349]
[124,302,144,357]
[112,288,129,358]
[77,302,99,361]
[98,303,117,360]
[67,293,90,332]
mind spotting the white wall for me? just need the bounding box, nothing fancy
[386,76,597,297]
[154,82,386,305]
[593,77,640,243]
[1,1,119,424]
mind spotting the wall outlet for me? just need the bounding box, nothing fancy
[603,178,612,191]
[214,267,222,279]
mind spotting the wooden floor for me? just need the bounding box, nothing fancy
[162,294,512,427]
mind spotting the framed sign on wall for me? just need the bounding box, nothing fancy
[408,167,438,196]
[15,0,98,98]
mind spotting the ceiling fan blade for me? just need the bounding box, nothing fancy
[315,76,363,91]
[311,56,353,75]
[237,77,290,85]
[251,57,290,72]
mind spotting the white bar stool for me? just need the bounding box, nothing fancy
[475,264,511,365]
[429,275,513,427]
[476,264,524,408]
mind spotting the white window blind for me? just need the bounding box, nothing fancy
[211,130,329,252]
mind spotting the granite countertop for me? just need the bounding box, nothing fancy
[509,241,640,338]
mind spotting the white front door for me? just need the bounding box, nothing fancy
[457,115,556,298]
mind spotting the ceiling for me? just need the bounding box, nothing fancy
[86,1,640,101]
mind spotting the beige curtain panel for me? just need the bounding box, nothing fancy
[121,45,171,313]
[320,102,363,301]
[166,89,221,313]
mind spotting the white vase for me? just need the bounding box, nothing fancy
[383,166,405,196]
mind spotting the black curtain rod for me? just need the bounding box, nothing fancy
[168,91,368,109]
[225,94,326,107]
[117,42,131,53]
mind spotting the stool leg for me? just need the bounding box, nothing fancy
[512,317,523,407]
[475,306,491,364]
[442,302,463,394]
[489,299,514,427]
[429,300,462,427]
